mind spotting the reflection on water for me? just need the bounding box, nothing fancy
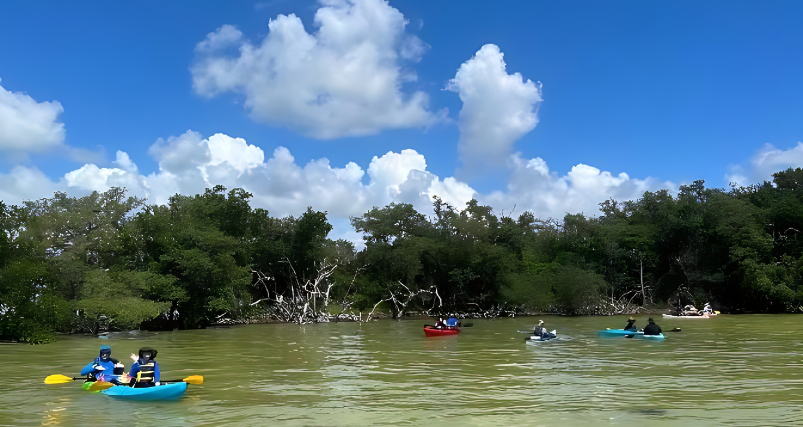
[1,315,802,426]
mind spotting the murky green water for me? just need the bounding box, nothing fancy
[2,315,803,426]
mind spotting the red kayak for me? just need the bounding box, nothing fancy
[423,326,460,337]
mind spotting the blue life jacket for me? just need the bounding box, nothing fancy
[80,357,119,380]
[446,317,458,327]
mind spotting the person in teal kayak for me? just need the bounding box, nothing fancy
[643,318,662,335]
[80,345,125,384]
[623,317,637,331]
[128,347,160,388]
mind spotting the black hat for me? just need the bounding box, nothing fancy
[648,318,655,323]
[138,347,158,359]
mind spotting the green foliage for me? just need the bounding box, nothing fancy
[74,270,171,332]
[4,167,803,343]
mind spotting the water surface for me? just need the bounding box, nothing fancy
[2,315,802,426]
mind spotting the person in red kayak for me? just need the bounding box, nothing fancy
[434,317,447,329]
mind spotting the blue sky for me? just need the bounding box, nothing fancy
[1,0,802,239]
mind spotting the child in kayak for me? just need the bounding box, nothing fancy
[80,345,125,384]
[126,347,160,388]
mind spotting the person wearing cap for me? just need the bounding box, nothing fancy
[80,345,125,384]
[623,317,637,331]
[128,347,161,388]
[643,318,662,335]
[533,320,556,339]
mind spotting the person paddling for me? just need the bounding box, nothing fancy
[127,347,160,388]
[533,320,556,339]
[643,318,662,335]
[446,315,459,329]
[434,317,447,329]
[80,345,125,384]
[624,317,637,331]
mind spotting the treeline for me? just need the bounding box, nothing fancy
[1,168,802,343]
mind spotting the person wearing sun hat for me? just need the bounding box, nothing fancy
[623,316,637,331]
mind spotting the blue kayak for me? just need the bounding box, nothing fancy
[632,333,665,341]
[597,329,666,341]
[102,382,187,401]
[597,329,640,337]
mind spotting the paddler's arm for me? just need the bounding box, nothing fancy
[154,362,161,383]
[80,362,96,376]
[129,362,141,378]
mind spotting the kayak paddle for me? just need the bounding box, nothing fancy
[162,375,204,385]
[44,375,89,384]
[668,328,682,332]
[88,381,115,391]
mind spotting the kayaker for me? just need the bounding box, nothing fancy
[446,315,459,329]
[128,347,160,388]
[80,345,125,384]
[643,318,662,335]
[624,317,637,331]
[533,320,556,339]
[434,317,447,329]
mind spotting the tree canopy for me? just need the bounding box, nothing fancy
[3,168,803,343]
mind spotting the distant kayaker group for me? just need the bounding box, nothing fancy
[622,317,663,335]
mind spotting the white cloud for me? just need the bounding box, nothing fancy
[0,79,65,153]
[191,0,437,139]
[0,130,671,245]
[0,166,59,203]
[447,44,542,175]
[481,153,665,220]
[726,142,803,186]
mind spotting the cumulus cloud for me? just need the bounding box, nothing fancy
[726,142,803,186]
[447,44,542,175]
[0,78,65,153]
[0,130,472,217]
[0,128,676,244]
[481,153,666,220]
[191,0,437,139]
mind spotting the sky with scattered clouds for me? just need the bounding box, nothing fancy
[1,0,802,242]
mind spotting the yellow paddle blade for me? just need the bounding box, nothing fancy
[183,375,204,385]
[87,381,114,391]
[44,375,74,384]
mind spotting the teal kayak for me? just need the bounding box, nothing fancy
[102,382,187,401]
[632,333,665,341]
[597,329,639,337]
[597,329,666,341]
